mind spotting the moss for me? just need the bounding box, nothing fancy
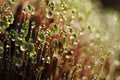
[0,0,120,80]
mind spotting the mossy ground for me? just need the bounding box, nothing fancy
[0,0,120,80]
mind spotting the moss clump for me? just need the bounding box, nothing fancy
[1,0,120,80]
[0,0,80,80]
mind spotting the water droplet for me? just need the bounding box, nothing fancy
[20,45,26,51]
[82,76,88,80]
[109,50,114,55]
[12,38,15,41]
[37,37,41,41]
[42,58,45,61]
[46,56,50,64]
[73,42,78,45]
[46,46,49,49]
[60,18,63,21]
[66,55,70,59]
[0,47,3,50]
[31,25,35,29]
[46,11,54,19]
[18,37,22,41]
[39,26,42,30]
[6,45,10,48]
[91,56,94,58]
[95,33,100,38]
[87,65,91,69]
[72,15,75,19]
[17,23,20,26]
[70,35,74,40]
[89,42,94,46]
[114,60,119,66]
[64,50,68,53]
[21,29,25,33]
[15,43,19,46]
[71,51,74,54]
[80,32,84,35]
[63,10,67,14]
[8,35,12,38]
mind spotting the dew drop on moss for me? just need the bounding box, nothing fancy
[21,29,25,33]
[70,35,74,40]
[17,23,20,26]
[82,76,88,80]
[80,32,84,35]
[73,41,78,45]
[31,25,35,29]
[6,45,10,48]
[87,65,91,69]
[65,55,70,59]
[42,58,45,61]
[95,33,100,38]
[20,45,26,51]
[46,11,54,19]
[12,38,15,41]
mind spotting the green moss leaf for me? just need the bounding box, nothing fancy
[12,0,16,2]
[77,64,82,71]
[11,30,18,39]
[73,33,77,39]
[49,1,56,11]
[26,43,35,53]
[4,16,9,27]
[54,24,59,33]
[13,56,22,67]
[62,37,66,48]
[47,30,51,36]
[9,13,14,23]
[54,40,59,52]
[22,20,29,38]
[62,29,67,34]
[4,3,9,10]
[69,27,73,33]
[25,43,36,59]
[39,32,45,42]
[0,21,4,27]
[28,5,35,13]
